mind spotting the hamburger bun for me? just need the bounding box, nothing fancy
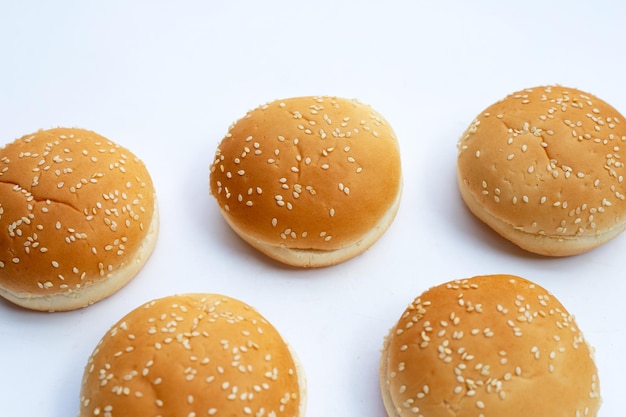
[380,274,601,417]
[457,85,626,256]
[209,96,402,267]
[79,293,306,417]
[0,127,158,311]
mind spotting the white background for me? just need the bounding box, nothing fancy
[1,1,625,416]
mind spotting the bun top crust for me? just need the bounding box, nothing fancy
[380,274,601,417]
[79,293,305,417]
[210,96,402,251]
[457,85,626,254]
[0,128,156,298]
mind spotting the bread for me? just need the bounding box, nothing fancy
[379,274,601,417]
[209,96,402,267]
[79,293,306,417]
[0,127,158,311]
[457,85,626,256]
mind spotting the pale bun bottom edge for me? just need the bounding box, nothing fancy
[457,172,626,256]
[219,184,403,268]
[287,338,308,417]
[379,326,401,417]
[0,200,160,312]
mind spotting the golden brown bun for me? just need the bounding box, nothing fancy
[380,274,601,417]
[0,127,158,311]
[457,85,626,256]
[209,96,402,267]
[79,293,306,417]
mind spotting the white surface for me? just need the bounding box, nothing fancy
[1,1,625,416]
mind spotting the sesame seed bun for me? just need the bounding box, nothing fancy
[380,274,601,417]
[457,85,626,256]
[0,127,158,311]
[209,96,402,268]
[79,293,306,417]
